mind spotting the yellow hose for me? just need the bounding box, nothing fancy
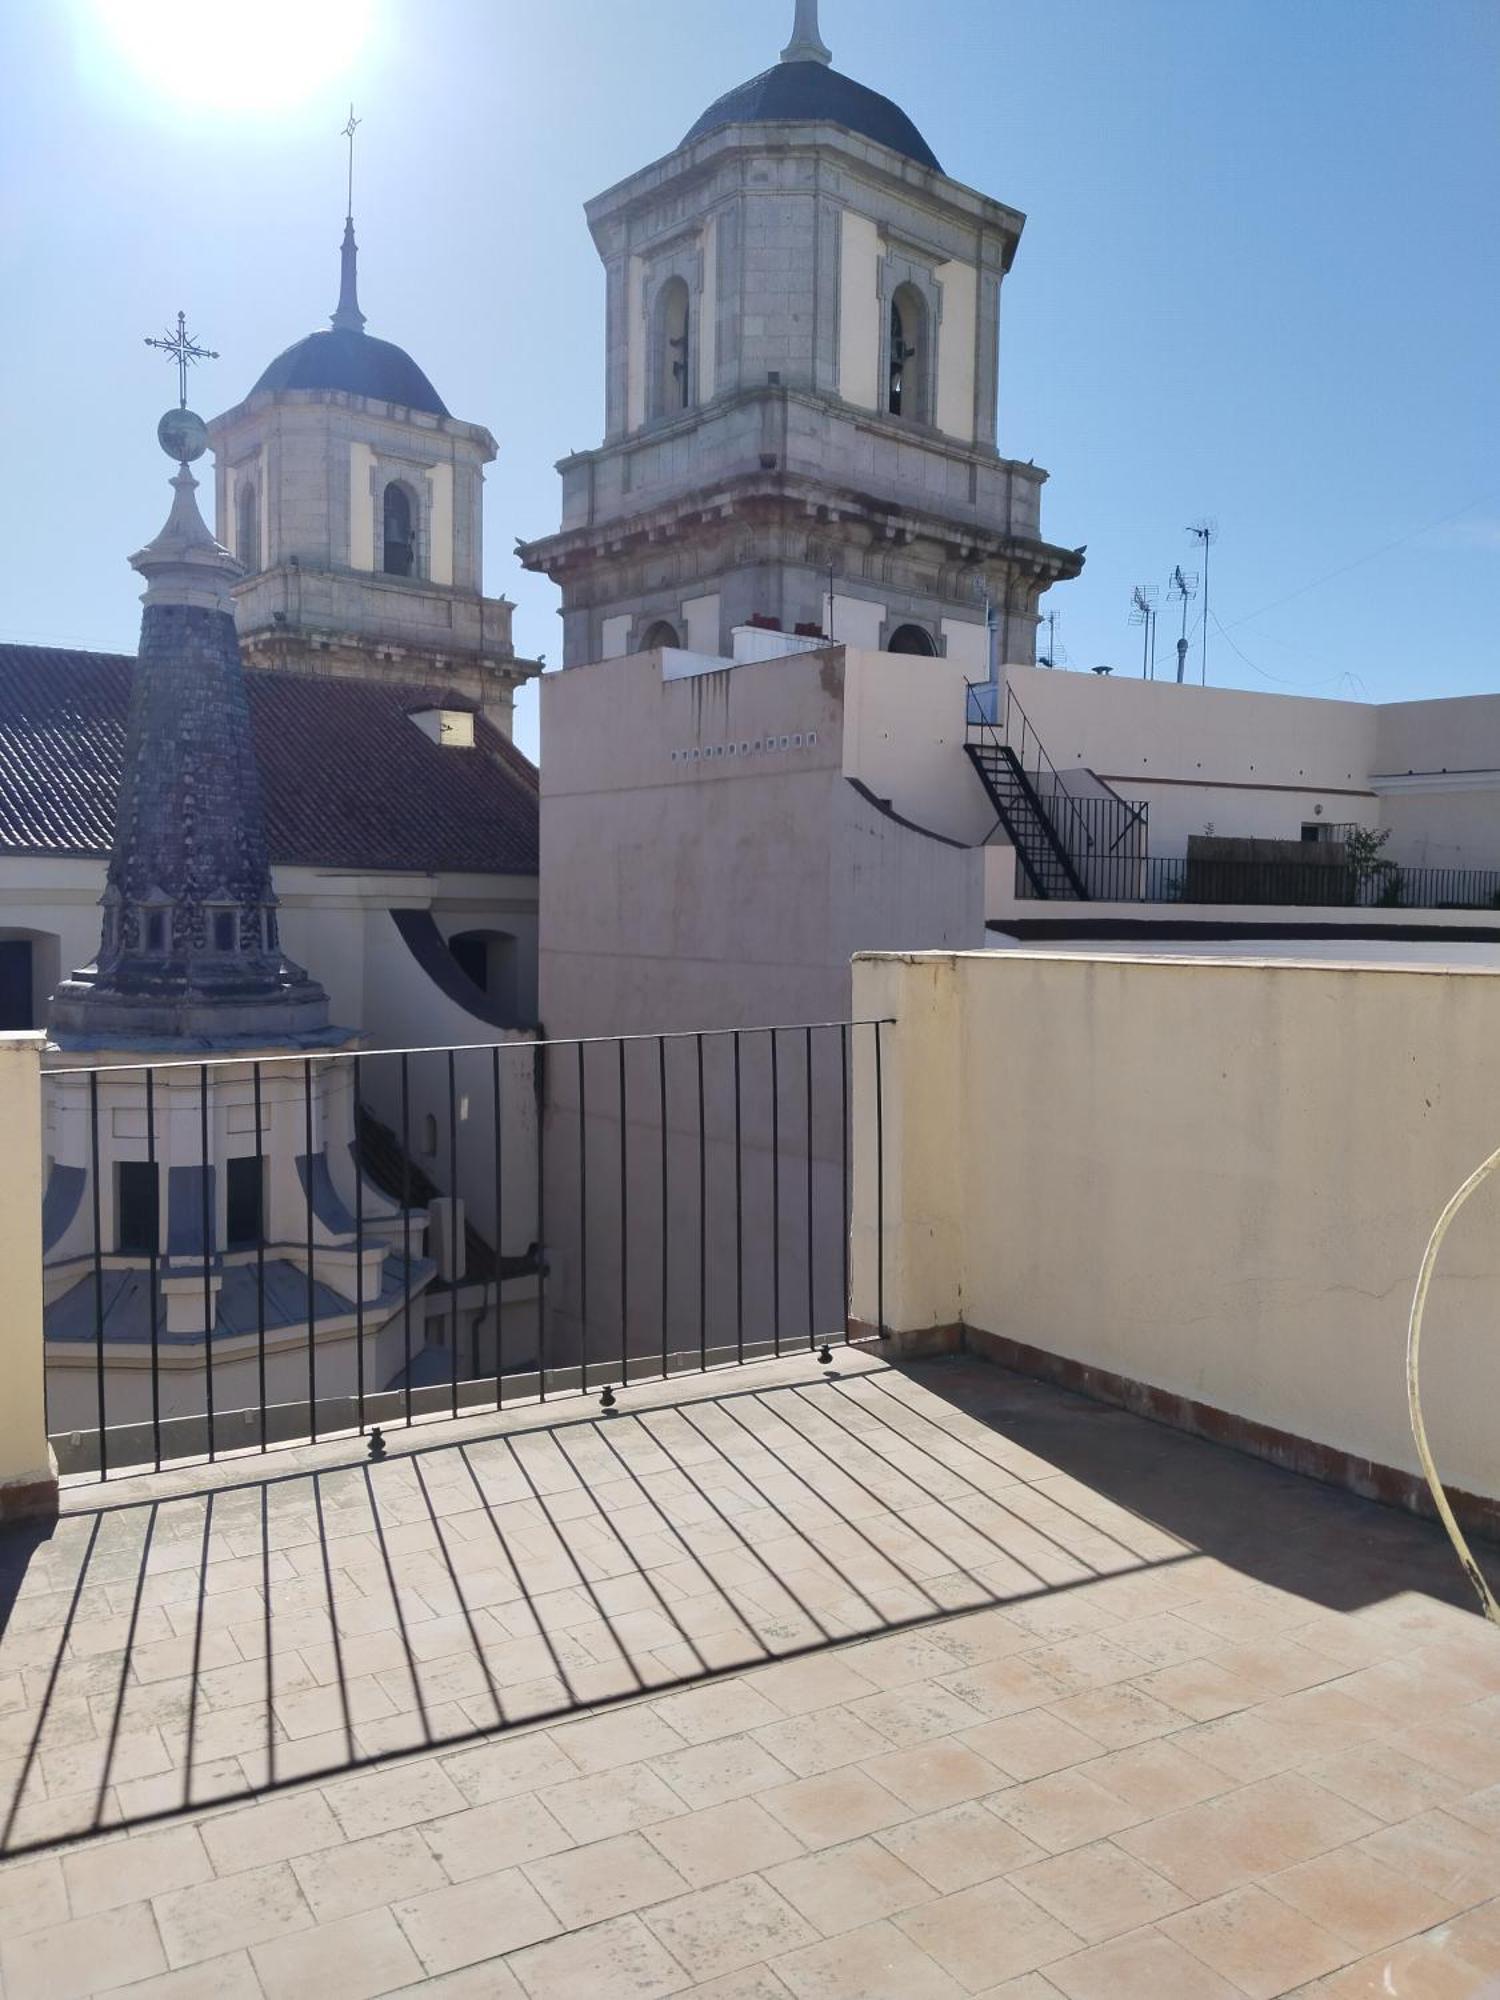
[1407,1143,1500,1623]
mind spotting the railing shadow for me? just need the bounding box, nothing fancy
[0,1362,1204,1857]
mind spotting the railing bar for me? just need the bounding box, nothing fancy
[536,1042,548,1403]
[577,1041,588,1394]
[146,1065,161,1471]
[840,1022,850,1342]
[352,1054,364,1438]
[492,1044,504,1413]
[658,1035,668,1381]
[618,1037,628,1391]
[448,1049,459,1421]
[697,1031,706,1374]
[201,1064,215,1462]
[49,1018,899,1078]
[875,1020,886,1339]
[770,1027,781,1358]
[805,1024,815,1350]
[303,1057,316,1446]
[253,1062,267,1453]
[400,1053,412,1429]
[89,1071,105,1481]
[733,1030,744,1367]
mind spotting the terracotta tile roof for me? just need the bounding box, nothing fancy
[0,644,538,877]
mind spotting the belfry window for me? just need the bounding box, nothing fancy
[236,480,259,571]
[654,277,691,417]
[888,284,930,421]
[383,481,416,577]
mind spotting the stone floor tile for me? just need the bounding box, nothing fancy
[761,1767,908,1848]
[1264,1841,1453,1953]
[1044,1683,1185,1750]
[765,1834,936,1936]
[896,1873,1081,1987]
[643,1872,818,1981]
[199,1787,343,1873]
[524,1830,688,1929]
[960,1708,1103,1782]
[652,1731,796,1809]
[976,1978,1068,2000]
[550,1705,686,1775]
[322,1756,467,1838]
[251,1907,423,1999]
[843,1633,967,1691]
[0,1851,69,1937]
[0,1899,166,2000]
[112,1953,263,1997]
[506,1911,691,1999]
[860,1738,1007,1814]
[410,1958,526,1998]
[1161,1883,1354,1999]
[1009,1838,1189,1943]
[773,1917,967,1999]
[441,1727,577,1803]
[746,1653,881,1716]
[1086,1739,1229,1816]
[1292,1933,1500,1998]
[1130,1658,1263,1721]
[154,1858,313,1967]
[1043,1926,1241,1999]
[1355,1808,1500,1909]
[539,1759,688,1841]
[1304,1741,1466,1824]
[877,1798,1046,1891]
[682,1970,795,2000]
[1118,1772,1380,1901]
[292,1823,447,1922]
[64,1823,213,1916]
[421,1791,574,1880]
[991,1767,1143,1854]
[939,1655,1070,1720]
[393,1864,560,1975]
[845,1681,990,1747]
[752,1705,893,1777]
[651,1678,784,1743]
[644,1796,806,1889]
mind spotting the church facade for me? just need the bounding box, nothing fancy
[519,0,1082,670]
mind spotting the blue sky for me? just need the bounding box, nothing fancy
[2,0,1496,763]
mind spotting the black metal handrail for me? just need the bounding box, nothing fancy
[43,1019,890,1483]
[1016,854,1500,909]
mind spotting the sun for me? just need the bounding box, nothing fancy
[86,0,373,115]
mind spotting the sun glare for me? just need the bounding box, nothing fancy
[87,0,372,115]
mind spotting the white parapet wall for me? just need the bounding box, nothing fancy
[851,947,1500,1522]
[0,1033,55,1516]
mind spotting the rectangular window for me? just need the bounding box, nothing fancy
[0,940,33,1031]
[214,912,235,951]
[226,1155,264,1250]
[116,1161,159,1256]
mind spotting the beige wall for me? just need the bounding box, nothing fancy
[853,948,1500,1503]
[0,1034,52,1508]
[934,257,977,440]
[837,212,881,412]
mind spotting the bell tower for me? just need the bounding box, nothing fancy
[519,0,1082,669]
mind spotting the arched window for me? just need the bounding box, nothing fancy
[653,277,691,418]
[641,620,681,651]
[888,283,930,421]
[449,929,520,1022]
[888,622,938,656]
[383,481,416,577]
[236,480,259,571]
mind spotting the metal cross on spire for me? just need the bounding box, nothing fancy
[342,102,361,219]
[782,0,832,65]
[143,311,219,410]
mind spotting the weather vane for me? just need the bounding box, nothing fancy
[342,103,361,218]
[144,311,219,412]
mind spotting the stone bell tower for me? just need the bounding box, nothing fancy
[519,0,1083,669]
[207,140,539,734]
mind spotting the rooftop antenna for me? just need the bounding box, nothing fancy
[1167,566,1198,684]
[1187,518,1218,685]
[332,104,366,333]
[1038,606,1059,668]
[1129,585,1159,681]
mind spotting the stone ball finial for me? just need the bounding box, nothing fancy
[156,407,209,464]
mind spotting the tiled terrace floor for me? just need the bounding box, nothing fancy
[3,1347,1500,1998]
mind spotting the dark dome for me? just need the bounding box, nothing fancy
[682,60,941,173]
[251,328,448,417]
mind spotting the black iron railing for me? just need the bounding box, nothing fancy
[1017,855,1500,909]
[43,1021,887,1482]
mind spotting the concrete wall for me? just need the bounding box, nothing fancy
[852,948,1500,1508]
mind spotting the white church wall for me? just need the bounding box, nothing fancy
[428,459,454,587]
[837,211,881,411]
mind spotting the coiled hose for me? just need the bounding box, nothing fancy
[1407,1142,1500,1623]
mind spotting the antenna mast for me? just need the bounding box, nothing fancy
[1167,566,1198,684]
[1187,519,1218,685]
[1130,585,1158,681]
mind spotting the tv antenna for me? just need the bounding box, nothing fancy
[1168,566,1198,684]
[1129,584,1159,680]
[1187,519,1218,684]
[1038,606,1060,669]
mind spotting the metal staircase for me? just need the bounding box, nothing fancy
[964,735,1088,899]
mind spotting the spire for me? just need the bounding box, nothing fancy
[331,104,366,333]
[331,215,366,333]
[781,0,832,64]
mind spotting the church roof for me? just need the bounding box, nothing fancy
[681,60,942,173]
[0,646,537,878]
[250,327,449,417]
